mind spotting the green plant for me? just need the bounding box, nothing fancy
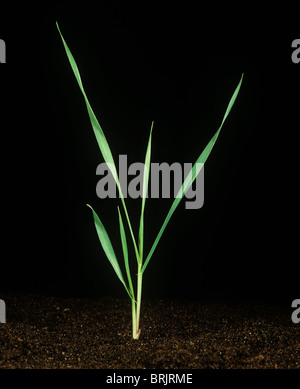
[57,22,243,339]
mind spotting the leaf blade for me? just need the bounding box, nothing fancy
[118,207,135,300]
[138,122,153,263]
[142,74,244,273]
[56,22,119,184]
[87,204,132,299]
[57,22,140,262]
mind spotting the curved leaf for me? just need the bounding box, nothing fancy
[57,22,140,262]
[87,204,132,299]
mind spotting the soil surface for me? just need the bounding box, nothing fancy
[0,294,299,369]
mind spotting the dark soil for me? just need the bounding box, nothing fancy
[0,294,299,369]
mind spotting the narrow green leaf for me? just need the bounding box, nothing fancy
[56,22,119,185]
[142,74,244,273]
[138,122,153,263]
[87,204,132,299]
[118,207,135,301]
[57,22,140,262]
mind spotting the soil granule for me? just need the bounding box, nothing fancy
[0,294,299,369]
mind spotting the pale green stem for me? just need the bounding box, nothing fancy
[131,299,137,339]
[135,263,143,339]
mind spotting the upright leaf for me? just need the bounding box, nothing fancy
[138,122,153,263]
[142,74,244,273]
[118,207,135,300]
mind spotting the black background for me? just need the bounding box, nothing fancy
[0,3,299,307]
